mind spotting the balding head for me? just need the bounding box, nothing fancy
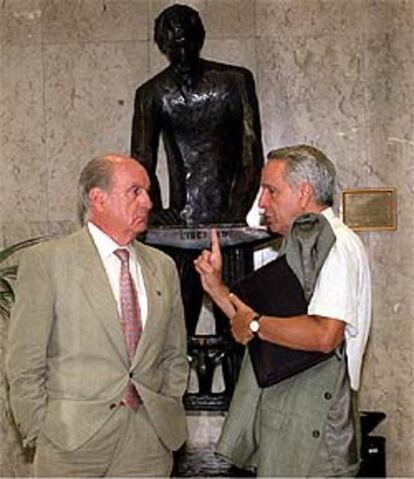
[78,153,152,245]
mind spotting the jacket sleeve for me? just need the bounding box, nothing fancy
[6,246,54,447]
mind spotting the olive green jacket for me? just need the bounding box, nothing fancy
[216,213,359,476]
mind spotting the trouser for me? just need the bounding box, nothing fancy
[34,405,172,477]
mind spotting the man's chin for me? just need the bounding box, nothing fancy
[264,221,280,235]
[263,218,275,232]
[133,219,148,235]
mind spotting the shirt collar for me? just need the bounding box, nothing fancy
[320,207,335,222]
[87,222,136,260]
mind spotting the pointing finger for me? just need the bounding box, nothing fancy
[211,228,221,255]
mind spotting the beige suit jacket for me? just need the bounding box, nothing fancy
[6,228,188,452]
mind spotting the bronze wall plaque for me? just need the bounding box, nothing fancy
[341,188,397,231]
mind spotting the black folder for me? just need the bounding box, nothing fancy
[231,255,334,388]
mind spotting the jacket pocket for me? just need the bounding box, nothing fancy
[260,407,285,430]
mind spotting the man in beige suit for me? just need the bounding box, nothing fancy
[6,154,188,477]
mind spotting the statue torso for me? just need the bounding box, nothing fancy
[137,60,254,225]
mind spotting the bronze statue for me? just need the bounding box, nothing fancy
[131,4,264,340]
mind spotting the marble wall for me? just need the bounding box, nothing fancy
[1,0,413,476]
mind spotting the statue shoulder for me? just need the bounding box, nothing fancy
[201,59,254,82]
[134,66,175,96]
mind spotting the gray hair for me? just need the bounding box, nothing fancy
[266,145,336,207]
[77,156,114,225]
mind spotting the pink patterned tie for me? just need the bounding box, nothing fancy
[114,248,142,411]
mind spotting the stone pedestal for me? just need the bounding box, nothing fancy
[173,414,254,477]
[145,226,272,475]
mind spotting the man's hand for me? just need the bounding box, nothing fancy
[194,229,223,297]
[229,293,257,345]
[194,229,236,319]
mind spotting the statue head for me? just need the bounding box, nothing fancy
[154,4,205,68]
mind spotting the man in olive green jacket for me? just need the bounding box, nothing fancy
[195,145,371,476]
[7,154,188,477]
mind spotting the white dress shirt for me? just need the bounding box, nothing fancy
[308,208,371,390]
[87,222,148,327]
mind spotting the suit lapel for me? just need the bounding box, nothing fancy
[75,228,128,365]
[73,233,169,369]
[130,242,165,368]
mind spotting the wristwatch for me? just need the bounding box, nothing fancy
[249,314,262,334]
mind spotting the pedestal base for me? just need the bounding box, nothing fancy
[172,413,254,477]
[173,441,255,477]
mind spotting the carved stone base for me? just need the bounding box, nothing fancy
[185,334,243,411]
[173,441,254,477]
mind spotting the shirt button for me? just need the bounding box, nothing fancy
[109,403,117,410]
[312,430,320,438]
[324,392,332,400]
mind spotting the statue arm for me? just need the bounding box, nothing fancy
[228,70,264,222]
[131,86,184,226]
[131,86,163,211]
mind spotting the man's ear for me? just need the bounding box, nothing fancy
[299,182,315,208]
[89,187,107,213]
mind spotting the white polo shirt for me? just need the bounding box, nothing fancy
[87,222,148,327]
[308,208,371,390]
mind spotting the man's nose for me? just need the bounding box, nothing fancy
[141,191,153,210]
[258,189,267,209]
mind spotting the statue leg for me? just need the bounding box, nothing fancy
[161,247,204,336]
[180,255,204,336]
